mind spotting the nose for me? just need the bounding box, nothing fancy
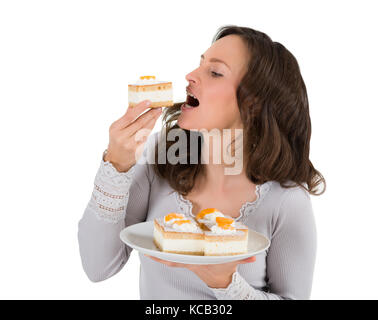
[185,66,200,85]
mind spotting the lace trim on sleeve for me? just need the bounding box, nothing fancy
[210,271,258,300]
[88,159,136,224]
[99,159,136,186]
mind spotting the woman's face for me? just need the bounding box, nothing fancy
[177,34,250,132]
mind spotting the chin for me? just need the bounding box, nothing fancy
[177,123,199,131]
[177,114,218,132]
[177,117,196,131]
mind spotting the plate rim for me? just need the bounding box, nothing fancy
[120,221,270,264]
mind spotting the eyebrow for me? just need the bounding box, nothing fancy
[200,54,230,70]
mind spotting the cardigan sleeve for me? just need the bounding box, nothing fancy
[77,134,156,282]
[210,186,317,300]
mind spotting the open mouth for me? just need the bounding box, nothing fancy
[186,93,200,107]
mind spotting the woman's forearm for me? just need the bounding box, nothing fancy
[77,158,136,282]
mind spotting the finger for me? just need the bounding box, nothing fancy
[125,107,162,138]
[118,108,161,145]
[133,116,160,146]
[237,256,256,264]
[135,110,162,143]
[112,100,152,130]
[150,256,179,267]
[113,116,156,155]
[144,254,171,264]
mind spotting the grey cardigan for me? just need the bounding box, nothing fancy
[77,132,317,299]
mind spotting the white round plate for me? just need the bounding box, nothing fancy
[120,221,270,264]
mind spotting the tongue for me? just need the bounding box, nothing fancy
[187,95,199,107]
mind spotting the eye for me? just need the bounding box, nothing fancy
[211,71,223,77]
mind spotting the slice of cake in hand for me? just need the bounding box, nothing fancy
[128,75,173,108]
[153,213,204,255]
[196,209,249,256]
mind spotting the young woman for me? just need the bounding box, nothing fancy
[78,25,325,300]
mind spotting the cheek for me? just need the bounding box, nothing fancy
[205,86,238,115]
[200,83,235,115]
[206,84,234,102]
[202,97,241,129]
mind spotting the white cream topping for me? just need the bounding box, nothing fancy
[171,220,202,233]
[157,217,203,234]
[210,222,237,235]
[163,214,185,226]
[197,211,242,235]
[199,211,224,223]
[130,78,170,85]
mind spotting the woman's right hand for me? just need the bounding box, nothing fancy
[104,100,162,172]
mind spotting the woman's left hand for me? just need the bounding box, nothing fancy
[144,254,256,288]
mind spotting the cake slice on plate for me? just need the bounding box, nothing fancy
[195,208,249,256]
[128,75,173,108]
[153,213,204,255]
[153,210,249,256]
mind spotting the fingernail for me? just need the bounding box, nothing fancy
[145,100,151,106]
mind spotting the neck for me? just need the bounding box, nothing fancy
[198,129,247,191]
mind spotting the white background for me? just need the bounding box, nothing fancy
[0,0,377,299]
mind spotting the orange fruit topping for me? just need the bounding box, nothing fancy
[173,219,191,225]
[196,208,218,220]
[215,217,235,230]
[140,75,156,80]
[215,217,234,225]
[219,224,235,230]
[164,213,184,222]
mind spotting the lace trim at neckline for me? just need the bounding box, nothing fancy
[174,181,272,222]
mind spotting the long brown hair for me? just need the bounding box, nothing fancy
[152,25,326,196]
